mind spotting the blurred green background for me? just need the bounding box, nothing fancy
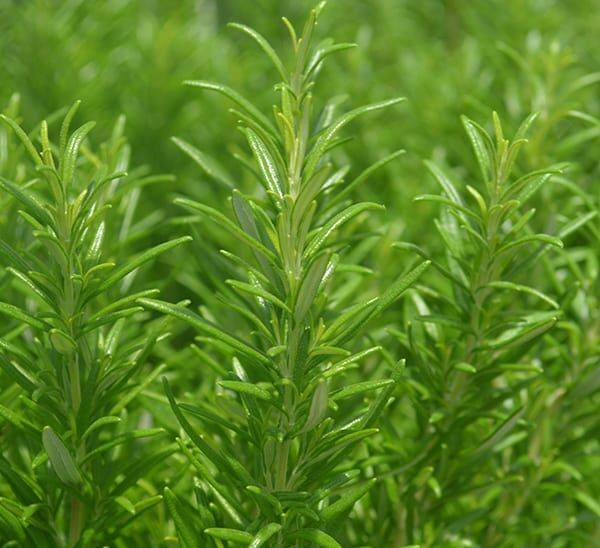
[2,0,598,195]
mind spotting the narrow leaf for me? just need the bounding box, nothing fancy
[375,260,431,315]
[175,198,277,263]
[249,522,283,548]
[95,236,192,294]
[59,100,82,158]
[332,380,394,401]
[484,317,557,350]
[0,176,53,226]
[61,121,96,188]
[228,23,287,81]
[484,281,558,309]
[305,202,384,257]
[0,302,48,330]
[139,299,269,364]
[299,380,328,434]
[305,98,405,178]
[0,114,42,166]
[218,380,273,401]
[294,528,341,548]
[204,528,253,544]
[295,253,330,322]
[42,426,82,486]
[461,116,494,182]
[245,128,283,198]
[171,136,235,189]
[184,80,274,135]
[227,279,290,312]
[164,487,198,548]
[320,479,376,522]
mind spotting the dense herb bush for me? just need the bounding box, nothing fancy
[1,1,599,546]
[0,104,190,545]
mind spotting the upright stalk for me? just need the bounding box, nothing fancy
[146,4,425,546]
[0,104,186,547]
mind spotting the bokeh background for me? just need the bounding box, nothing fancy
[3,0,599,191]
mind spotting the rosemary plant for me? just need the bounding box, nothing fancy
[380,113,571,545]
[1,1,599,546]
[141,3,427,546]
[0,105,189,546]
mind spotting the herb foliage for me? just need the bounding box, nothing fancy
[0,1,599,547]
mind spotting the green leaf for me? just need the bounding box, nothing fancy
[559,210,597,239]
[0,176,53,226]
[245,486,282,514]
[0,403,37,433]
[184,80,274,135]
[414,194,478,221]
[171,136,235,189]
[114,496,136,515]
[81,429,165,464]
[60,121,96,188]
[322,297,378,342]
[493,233,561,262]
[204,528,253,544]
[461,115,494,182]
[294,528,341,548]
[0,302,48,330]
[454,362,477,374]
[299,379,328,434]
[361,360,404,427]
[330,150,405,206]
[305,98,405,179]
[320,479,376,522]
[164,487,198,548]
[0,500,26,542]
[227,279,290,312]
[484,316,557,350]
[514,112,538,141]
[295,253,330,322]
[484,281,559,309]
[0,114,42,166]
[232,190,261,240]
[94,236,192,294]
[49,329,77,355]
[305,202,384,257]
[81,416,121,441]
[228,23,287,81]
[245,128,283,198]
[218,380,273,401]
[0,353,37,392]
[470,408,525,460]
[6,267,53,307]
[306,42,358,78]
[424,160,464,207]
[175,198,277,263]
[85,289,160,326]
[0,454,42,504]
[138,299,269,365]
[375,260,431,315]
[249,522,283,547]
[59,100,82,158]
[331,379,394,401]
[574,489,600,519]
[42,426,82,486]
[165,382,242,494]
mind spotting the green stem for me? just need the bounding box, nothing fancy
[270,51,311,496]
[68,498,83,548]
